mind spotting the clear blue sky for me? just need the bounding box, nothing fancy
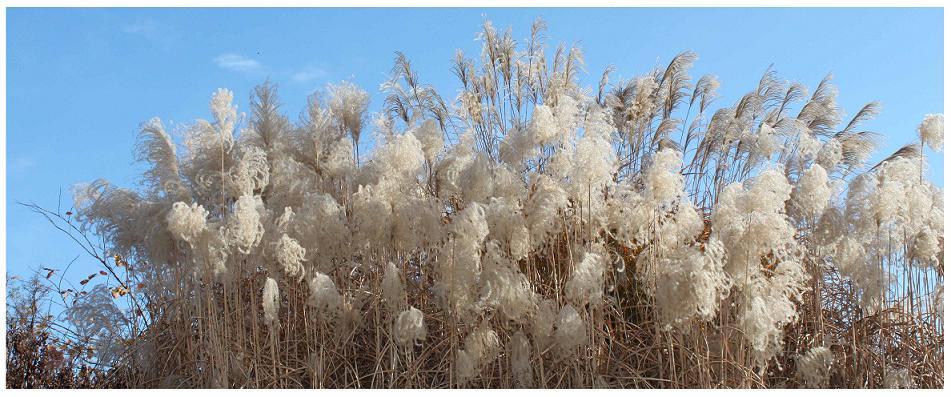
[6,8,944,280]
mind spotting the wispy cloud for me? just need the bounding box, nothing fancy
[292,66,328,83]
[9,156,37,178]
[122,18,177,49]
[214,53,264,73]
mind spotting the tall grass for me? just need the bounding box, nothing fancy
[16,19,943,389]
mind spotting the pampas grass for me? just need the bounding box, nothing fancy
[19,18,943,389]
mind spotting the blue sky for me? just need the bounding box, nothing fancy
[5,8,944,280]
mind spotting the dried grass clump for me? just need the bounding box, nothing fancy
[21,18,943,389]
[796,346,833,388]
[393,307,426,348]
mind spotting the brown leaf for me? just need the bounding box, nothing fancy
[99,270,108,276]
[79,279,89,286]
[111,286,128,298]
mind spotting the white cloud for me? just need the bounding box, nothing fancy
[9,156,37,179]
[292,66,328,83]
[214,53,264,73]
[122,19,159,36]
[122,18,179,49]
